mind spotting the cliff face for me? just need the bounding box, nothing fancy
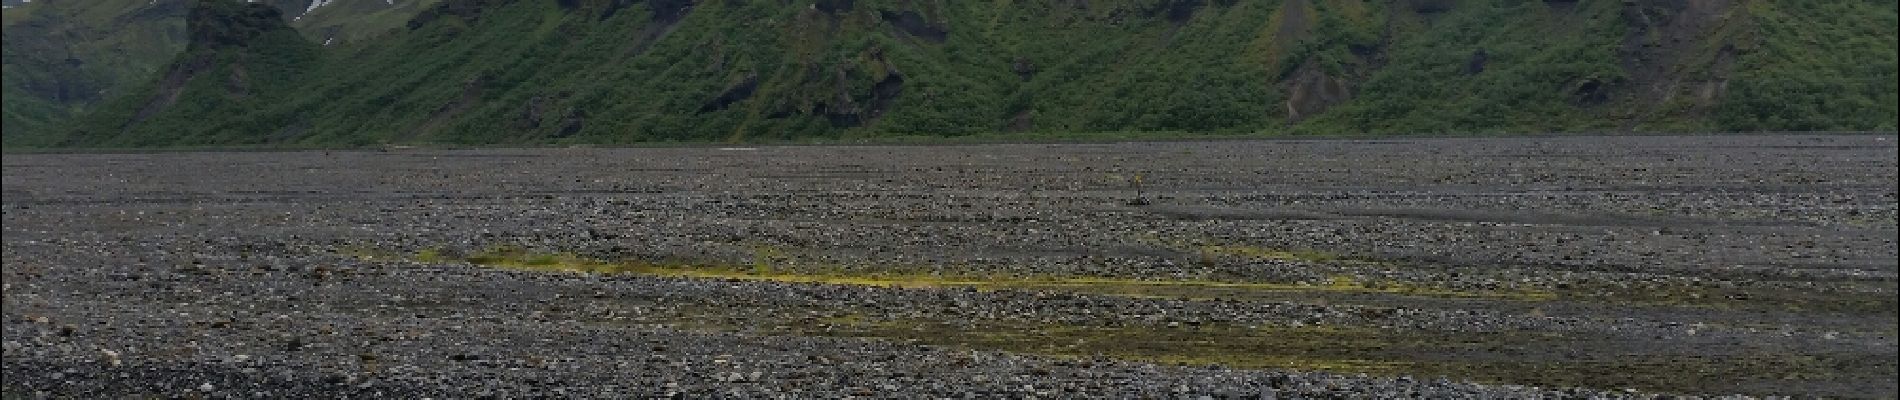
[184,0,295,50]
[43,0,1900,147]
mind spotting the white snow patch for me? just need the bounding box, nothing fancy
[302,0,331,15]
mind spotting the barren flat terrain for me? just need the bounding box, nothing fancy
[4,135,1896,398]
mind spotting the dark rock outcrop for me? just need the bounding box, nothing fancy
[699,74,761,113]
[1464,49,1488,75]
[186,0,292,50]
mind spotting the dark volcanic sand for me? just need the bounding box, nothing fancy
[4,135,1895,398]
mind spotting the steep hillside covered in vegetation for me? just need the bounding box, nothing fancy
[38,0,1900,147]
[2,0,188,146]
[1,0,436,147]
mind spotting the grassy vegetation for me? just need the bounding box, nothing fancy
[336,243,1896,395]
[19,0,1894,148]
[1715,1,1899,131]
[412,244,1895,320]
[1558,278,1900,318]
[435,245,1551,301]
[1294,0,1631,134]
[2,0,188,147]
[285,0,445,43]
[1,0,446,148]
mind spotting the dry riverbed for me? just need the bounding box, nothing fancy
[4,135,1895,397]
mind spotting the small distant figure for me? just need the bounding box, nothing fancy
[1126,173,1151,206]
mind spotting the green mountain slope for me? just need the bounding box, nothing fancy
[279,0,446,43]
[46,0,1900,147]
[2,0,188,147]
[1,0,436,147]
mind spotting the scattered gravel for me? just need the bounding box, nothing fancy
[4,135,1894,397]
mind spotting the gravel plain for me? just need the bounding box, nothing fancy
[3,135,1896,398]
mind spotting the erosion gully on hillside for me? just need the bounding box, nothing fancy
[3,135,1895,398]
